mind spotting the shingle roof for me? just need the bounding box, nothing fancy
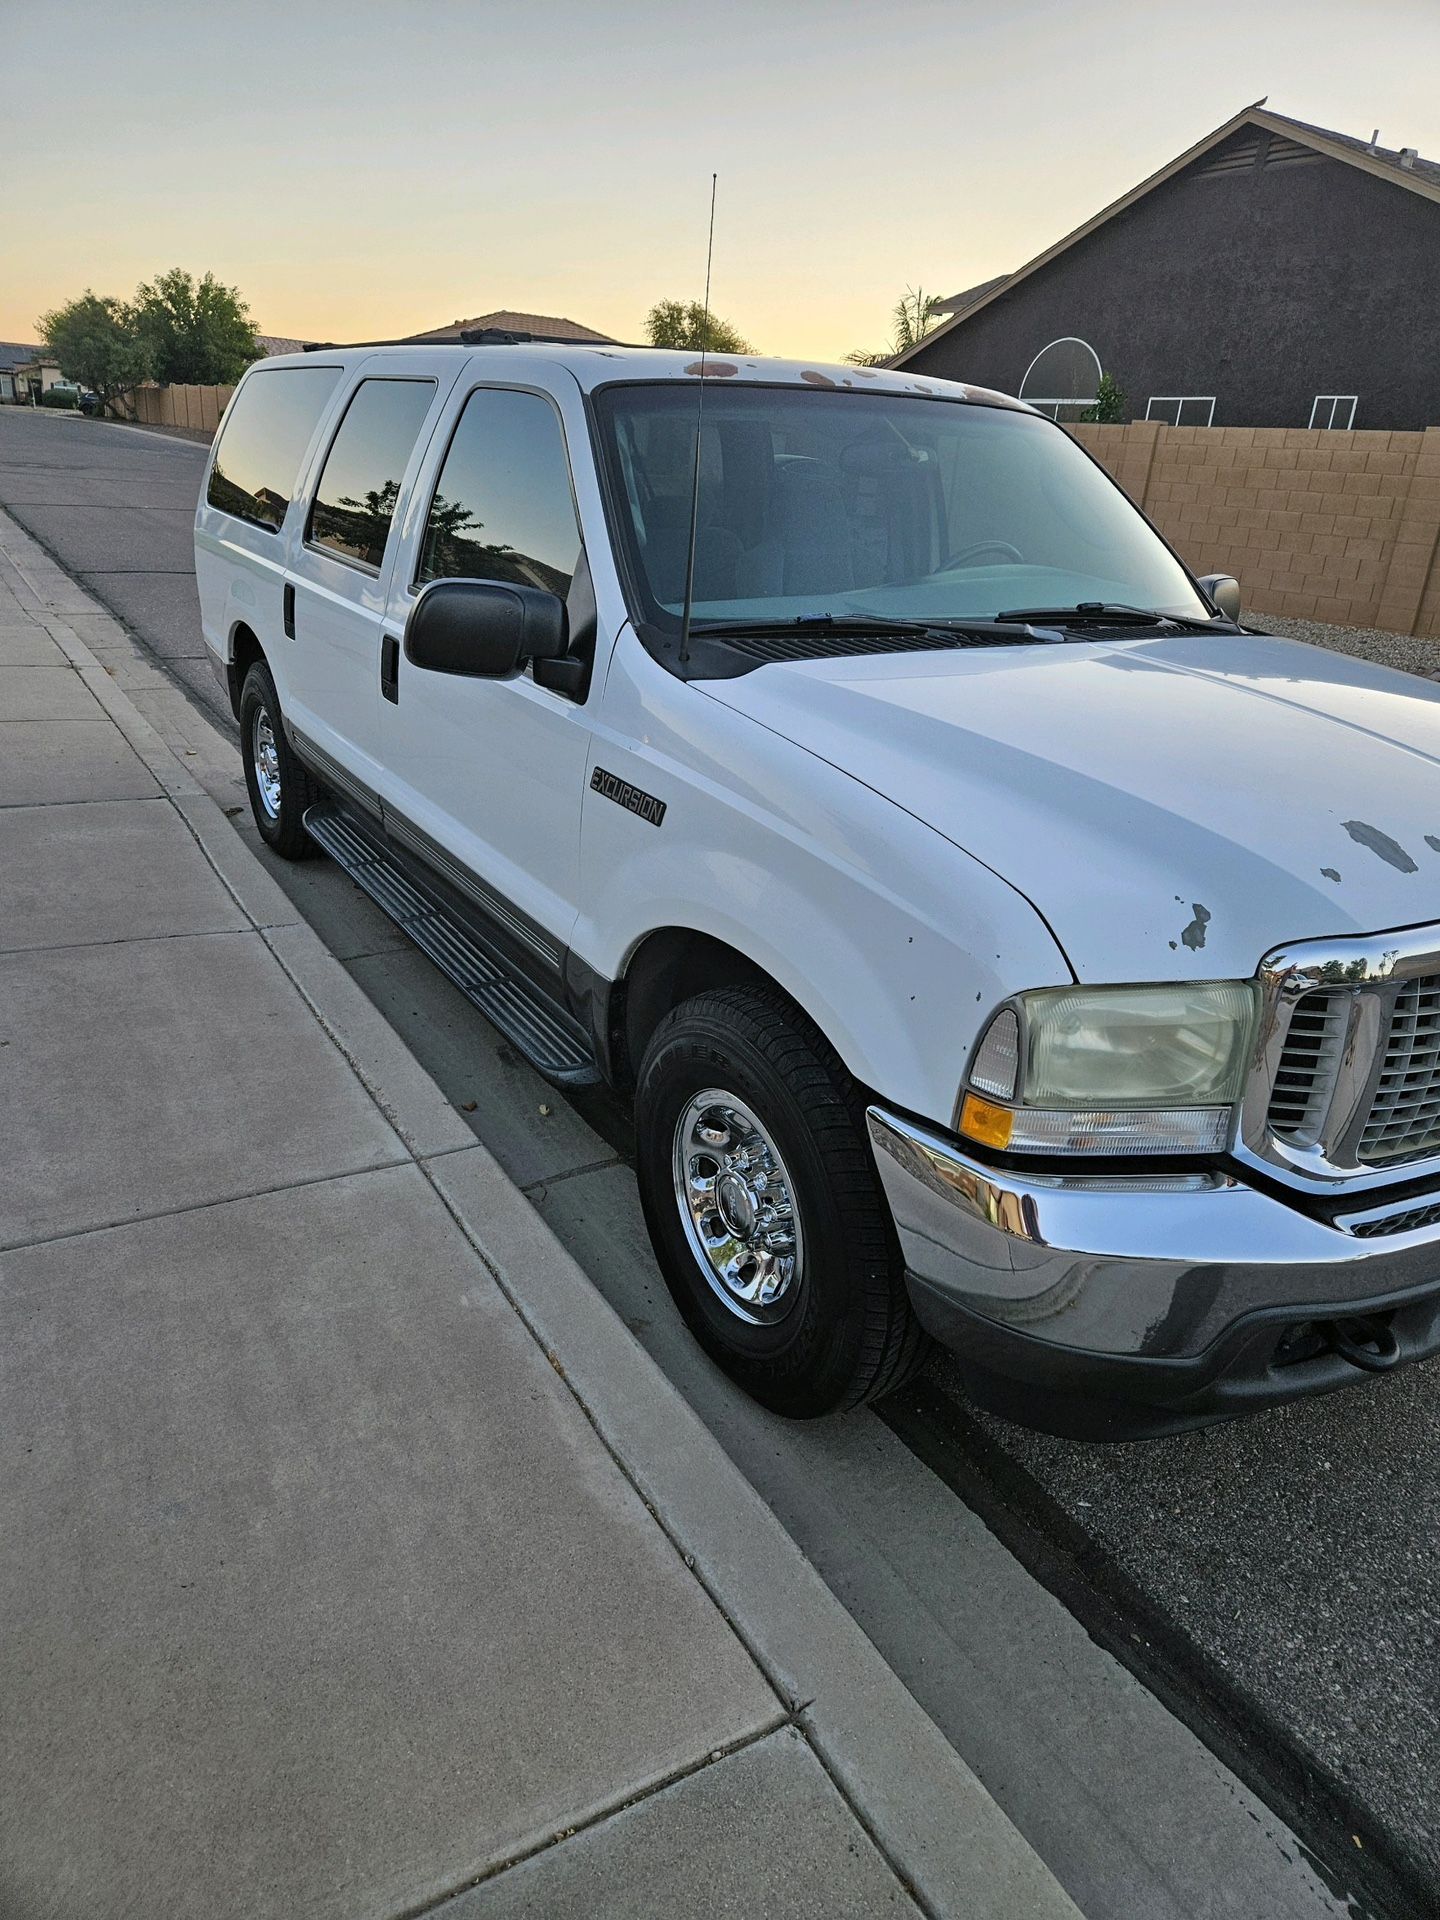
[1274,113,1440,185]
[255,333,313,357]
[934,276,1012,317]
[0,341,45,372]
[408,309,617,344]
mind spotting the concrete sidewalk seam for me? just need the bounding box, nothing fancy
[396,1712,798,1920]
[0,1157,414,1259]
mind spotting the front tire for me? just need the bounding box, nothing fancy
[635,986,926,1416]
[239,661,319,860]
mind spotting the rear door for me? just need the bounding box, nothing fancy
[283,354,457,795]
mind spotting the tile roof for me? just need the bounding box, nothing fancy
[407,309,618,344]
[0,341,45,372]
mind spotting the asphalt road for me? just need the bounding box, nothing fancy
[4,403,1432,1920]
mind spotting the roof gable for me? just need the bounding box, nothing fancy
[897,104,1440,366]
[409,309,617,344]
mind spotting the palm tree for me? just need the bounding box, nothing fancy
[846,286,944,367]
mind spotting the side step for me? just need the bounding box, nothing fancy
[304,804,600,1086]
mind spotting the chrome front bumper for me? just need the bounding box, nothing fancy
[866,1106,1440,1433]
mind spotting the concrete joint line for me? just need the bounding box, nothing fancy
[0,1157,413,1257]
[394,1712,796,1920]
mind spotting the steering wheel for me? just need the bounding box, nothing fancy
[941,539,1023,571]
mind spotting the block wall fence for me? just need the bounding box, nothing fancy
[110,392,1440,640]
[1069,421,1440,640]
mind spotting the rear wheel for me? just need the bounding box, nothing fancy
[239,660,319,860]
[635,986,926,1416]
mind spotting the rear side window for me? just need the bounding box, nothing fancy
[308,378,436,570]
[207,366,342,531]
[417,387,580,595]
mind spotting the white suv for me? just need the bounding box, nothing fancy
[195,337,1440,1438]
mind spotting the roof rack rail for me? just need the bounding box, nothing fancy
[301,329,638,353]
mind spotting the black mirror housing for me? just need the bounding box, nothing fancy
[405,580,569,678]
[1196,572,1242,622]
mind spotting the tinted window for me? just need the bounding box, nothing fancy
[308,378,436,569]
[208,366,342,531]
[418,388,580,595]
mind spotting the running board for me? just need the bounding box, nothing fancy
[303,804,600,1086]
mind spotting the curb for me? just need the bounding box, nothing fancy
[4,510,1081,1919]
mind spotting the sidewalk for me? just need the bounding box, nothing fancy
[0,510,1080,1920]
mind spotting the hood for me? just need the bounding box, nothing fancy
[700,630,1440,981]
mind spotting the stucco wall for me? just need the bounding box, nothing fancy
[907,133,1440,431]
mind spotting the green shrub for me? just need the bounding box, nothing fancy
[1080,374,1127,424]
[40,387,80,409]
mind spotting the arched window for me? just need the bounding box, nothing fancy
[1018,338,1102,421]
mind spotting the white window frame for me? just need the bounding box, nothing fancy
[1145,396,1217,427]
[1308,394,1358,430]
[1019,337,1103,419]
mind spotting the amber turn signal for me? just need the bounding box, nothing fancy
[958,1092,1014,1150]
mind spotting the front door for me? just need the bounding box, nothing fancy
[377,382,595,964]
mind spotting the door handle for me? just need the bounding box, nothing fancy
[380,633,400,704]
[283,582,296,639]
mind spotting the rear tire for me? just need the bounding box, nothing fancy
[635,986,927,1417]
[239,660,319,860]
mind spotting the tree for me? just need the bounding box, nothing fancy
[645,298,753,354]
[1079,373,1127,423]
[133,269,259,385]
[846,285,944,367]
[38,292,153,415]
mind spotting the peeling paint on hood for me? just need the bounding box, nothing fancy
[701,629,1440,981]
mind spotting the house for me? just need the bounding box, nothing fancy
[405,309,618,345]
[896,104,1440,431]
[0,342,58,403]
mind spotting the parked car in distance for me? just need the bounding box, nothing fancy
[78,389,99,415]
[194,341,1440,1437]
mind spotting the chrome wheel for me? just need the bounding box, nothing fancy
[672,1090,803,1324]
[251,705,282,819]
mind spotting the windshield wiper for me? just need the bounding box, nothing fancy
[994,601,1226,633]
[697,613,941,637]
[694,612,1044,640]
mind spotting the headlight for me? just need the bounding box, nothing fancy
[958,982,1259,1157]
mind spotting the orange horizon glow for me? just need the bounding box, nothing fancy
[12,0,1440,367]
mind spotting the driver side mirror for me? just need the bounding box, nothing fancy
[1196,573,1242,622]
[404,579,569,678]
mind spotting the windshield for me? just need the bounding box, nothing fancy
[594,384,1211,632]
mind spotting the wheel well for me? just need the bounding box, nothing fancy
[618,929,789,1084]
[228,623,265,721]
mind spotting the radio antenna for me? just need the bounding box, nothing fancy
[677,172,718,670]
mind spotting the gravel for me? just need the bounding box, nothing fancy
[1251,612,1440,680]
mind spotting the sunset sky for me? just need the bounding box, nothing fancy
[11,0,1440,364]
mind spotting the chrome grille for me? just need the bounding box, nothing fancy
[1358,976,1440,1165]
[1266,990,1348,1141]
[1348,1200,1440,1239]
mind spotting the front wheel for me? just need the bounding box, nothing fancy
[239,660,319,860]
[634,986,926,1416]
